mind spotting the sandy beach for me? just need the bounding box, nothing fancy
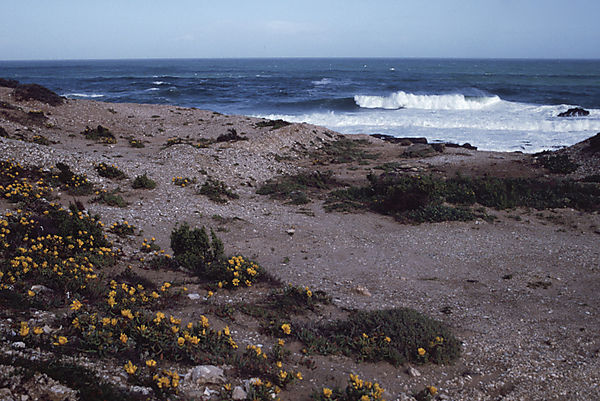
[1,84,599,401]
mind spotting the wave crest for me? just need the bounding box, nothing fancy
[354,91,501,110]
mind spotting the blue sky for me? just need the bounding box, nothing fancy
[1,0,599,60]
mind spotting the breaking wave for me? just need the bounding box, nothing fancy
[354,91,502,110]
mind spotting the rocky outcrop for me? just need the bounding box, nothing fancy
[13,84,64,106]
[0,78,19,88]
[557,107,590,117]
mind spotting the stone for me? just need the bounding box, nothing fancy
[187,293,201,300]
[232,386,247,400]
[286,228,296,236]
[354,285,372,297]
[131,386,152,396]
[0,388,15,401]
[184,365,226,385]
[408,366,421,377]
[586,132,600,154]
[30,285,53,294]
[557,107,590,117]
[12,342,26,349]
[371,134,428,145]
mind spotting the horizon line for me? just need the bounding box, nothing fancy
[2,56,600,63]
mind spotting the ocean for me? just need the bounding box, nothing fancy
[1,58,599,152]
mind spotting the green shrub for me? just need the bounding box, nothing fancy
[198,177,238,203]
[536,152,579,174]
[312,374,385,401]
[255,119,291,130]
[52,162,94,195]
[108,220,136,237]
[132,173,156,189]
[81,125,116,144]
[170,223,224,276]
[92,189,128,207]
[128,138,145,148]
[295,308,461,366]
[95,163,126,180]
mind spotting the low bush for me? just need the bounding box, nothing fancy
[536,152,579,174]
[198,177,238,203]
[81,125,116,144]
[132,173,156,189]
[95,163,127,180]
[92,189,128,207]
[295,308,461,366]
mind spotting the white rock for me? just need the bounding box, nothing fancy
[187,293,202,300]
[12,342,26,349]
[232,386,247,400]
[408,366,421,377]
[354,285,372,297]
[185,365,226,385]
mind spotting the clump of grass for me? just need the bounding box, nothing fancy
[81,125,116,144]
[216,128,247,142]
[266,284,331,315]
[257,171,337,205]
[128,137,145,148]
[535,152,579,174]
[32,134,52,145]
[312,374,386,401]
[314,138,379,164]
[170,222,225,277]
[198,177,238,203]
[255,119,291,130]
[172,176,195,187]
[95,162,127,180]
[132,173,156,189]
[295,308,461,366]
[92,189,128,207]
[52,162,94,195]
[108,220,136,237]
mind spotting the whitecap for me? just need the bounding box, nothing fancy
[63,93,105,98]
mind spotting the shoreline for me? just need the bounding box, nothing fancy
[1,84,599,400]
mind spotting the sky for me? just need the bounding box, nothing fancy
[1,0,599,60]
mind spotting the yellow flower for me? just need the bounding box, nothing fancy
[428,386,438,395]
[177,337,185,346]
[54,336,68,346]
[146,359,157,368]
[124,360,137,375]
[276,361,282,368]
[295,372,303,380]
[360,395,370,401]
[281,323,291,335]
[323,388,333,398]
[33,327,43,335]
[120,333,128,344]
[121,309,134,319]
[27,290,35,297]
[278,339,285,346]
[70,299,83,311]
[19,323,29,337]
[385,336,392,343]
[417,347,426,356]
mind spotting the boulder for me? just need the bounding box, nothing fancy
[13,84,64,106]
[371,134,428,145]
[557,107,590,117]
[184,365,226,385]
[586,132,600,154]
[0,126,9,138]
[232,386,247,400]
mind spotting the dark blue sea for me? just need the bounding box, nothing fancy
[1,58,599,152]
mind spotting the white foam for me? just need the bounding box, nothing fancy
[152,81,166,85]
[256,104,600,152]
[312,78,333,86]
[146,88,160,91]
[354,91,501,110]
[64,93,104,98]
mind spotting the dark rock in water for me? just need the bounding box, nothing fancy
[0,126,9,138]
[557,107,590,117]
[0,78,19,88]
[586,132,600,154]
[13,84,64,106]
[403,144,436,158]
[461,143,477,150]
[371,134,428,145]
[216,128,247,142]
